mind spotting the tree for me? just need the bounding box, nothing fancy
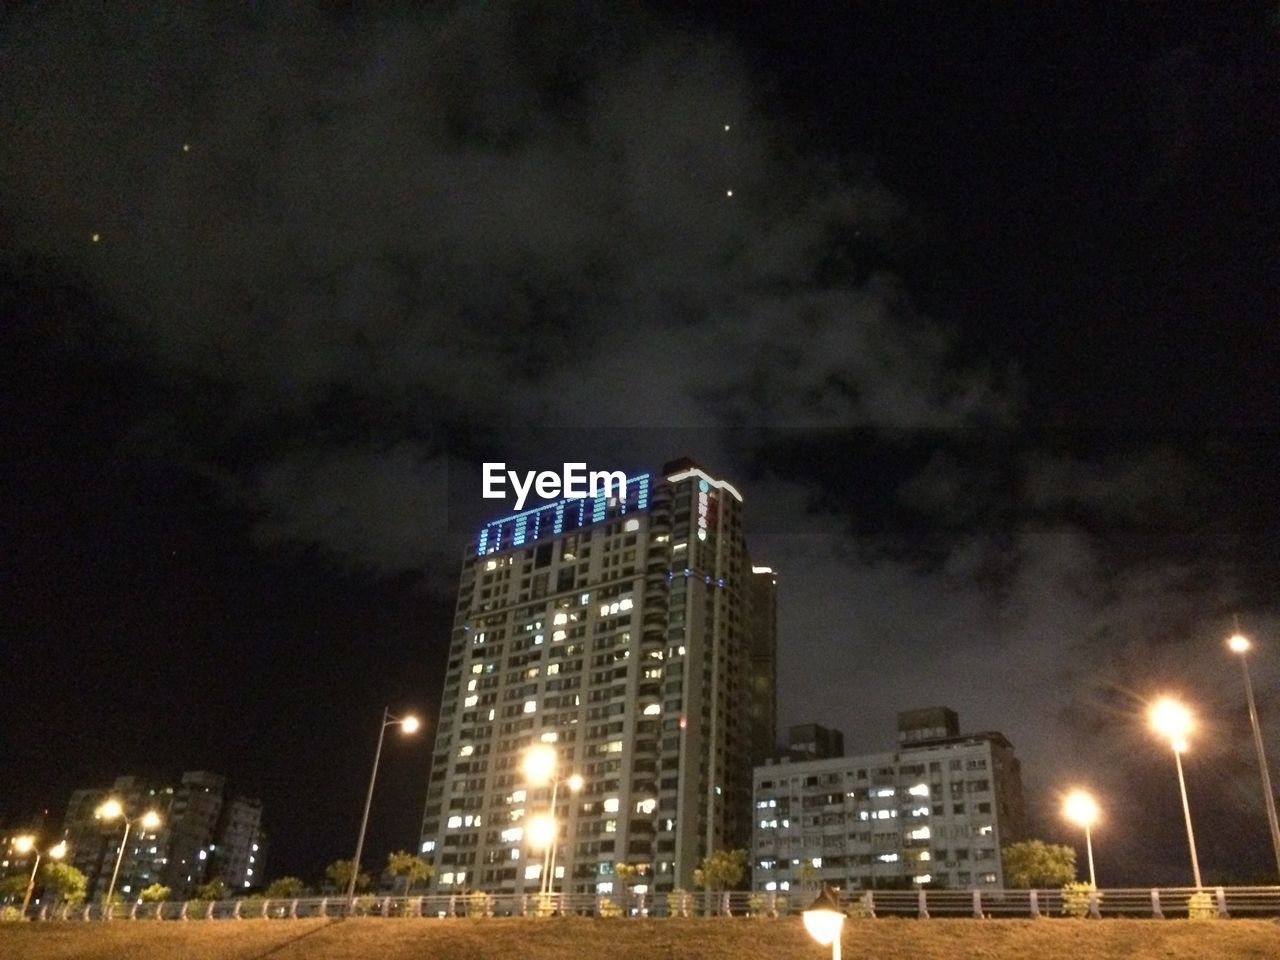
[196,879,227,901]
[40,863,86,905]
[613,862,642,892]
[325,859,371,893]
[0,875,27,901]
[694,849,747,891]
[1002,840,1077,888]
[139,883,171,903]
[386,851,433,894]
[265,877,305,899]
[694,849,747,915]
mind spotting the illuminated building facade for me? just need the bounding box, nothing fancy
[420,458,776,895]
[752,708,1025,892]
[59,771,266,899]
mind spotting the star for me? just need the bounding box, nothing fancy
[725,190,733,198]
[723,124,731,132]
[182,143,191,153]
[91,233,100,242]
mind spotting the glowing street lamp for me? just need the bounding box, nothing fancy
[13,836,67,917]
[1227,630,1280,881]
[347,707,421,908]
[1062,790,1099,887]
[1149,697,1202,888]
[802,886,845,960]
[96,802,162,914]
[521,744,584,897]
[526,814,557,851]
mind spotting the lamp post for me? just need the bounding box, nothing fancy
[1149,698,1202,888]
[1228,630,1280,881]
[14,836,67,917]
[347,707,420,908]
[522,744,583,898]
[1062,790,1099,887]
[95,802,162,916]
[802,886,845,960]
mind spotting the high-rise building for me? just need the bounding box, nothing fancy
[752,708,1026,892]
[59,771,266,900]
[420,459,776,895]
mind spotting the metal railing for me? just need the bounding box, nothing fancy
[15,886,1280,922]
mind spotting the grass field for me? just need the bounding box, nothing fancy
[2,916,1278,960]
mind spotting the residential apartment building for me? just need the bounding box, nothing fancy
[752,708,1025,892]
[60,770,266,899]
[420,459,776,895]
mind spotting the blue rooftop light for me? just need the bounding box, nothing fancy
[476,473,652,555]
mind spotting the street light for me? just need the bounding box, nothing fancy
[1062,790,1099,887]
[13,836,67,917]
[347,707,421,907]
[1149,697,1202,888]
[802,886,845,960]
[521,744,583,898]
[1227,629,1280,881]
[95,802,162,915]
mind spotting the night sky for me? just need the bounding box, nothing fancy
[3,4,1278,887]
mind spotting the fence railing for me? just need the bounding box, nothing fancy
[16,886,1280,922]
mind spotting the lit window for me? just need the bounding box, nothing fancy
[447,816,463,829]
[421,841,435,854]
[441,872,454,885]
[464,695,479,707]
[524,700,538,714]
[913,874,932,885]
[619,598,633,611]
[540,732,558,743]
[552,630,566,642]
[458,745,474,757]
[553,613,568,626]
[810,857,822,868]
[511,790,527,803]
[525,864,542,880]
[596,881,614,894]
[908,784,930,797]
[635,798,657,814]
[603,798,620,813]
[643,703,661,715]
[877,853,899,863]
[624,518,640,532]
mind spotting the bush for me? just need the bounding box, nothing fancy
[465,890,493,918]
[666,889,692,918]
[846,894,874,920]
[746,893,767,918]
[1187,891,1217,920]
[1061,882,1097,918]
[597,896,621,918]
[531,892,555,918]
[0,906,22,923]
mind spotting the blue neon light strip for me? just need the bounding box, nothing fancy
[475,473,651,555]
